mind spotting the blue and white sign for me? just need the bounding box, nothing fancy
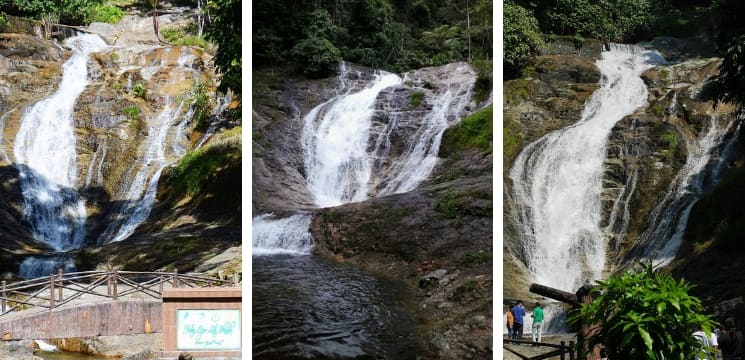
[177,309,241,350]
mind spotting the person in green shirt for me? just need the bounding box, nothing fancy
[531,302,544,344]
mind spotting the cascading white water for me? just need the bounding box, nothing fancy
[301,70,403,207]
[635,116,741,266]
[13,34,108,252]
[379,64,475,195]
[253,214,314,255]
[101,98,192,243]
[255,62,475,254]
[510,45,663,292]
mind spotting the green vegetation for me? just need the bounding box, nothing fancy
[0,0,120,25]
[649,103,665,116]
[569,262,717,360]
[461,250,491,266]
[183,79,211,130]
[659,131,679,149]
[254,0,492,76]
[168,128,241,198]
[408,91,424,109]
[89,3,124,23]
[434,194,461,219]
[131,81,147,99]
[687,166,745,250]
[122,105,140,120]
[205,0,240,96]
[0,13,9,32]
[503,118,524,165]
[440,105,493,153]
[472,58,492,103]
[504,2,542,76]
[162,25,211,50]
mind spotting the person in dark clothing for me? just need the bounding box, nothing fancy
[720,317,744,360]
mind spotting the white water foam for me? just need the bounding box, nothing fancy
[510,45,664,292]
[253,214,313,255]
[301,70,402,207]
[13,33,108,251]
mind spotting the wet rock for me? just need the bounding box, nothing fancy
[419,269,448,289]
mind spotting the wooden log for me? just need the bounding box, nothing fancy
[529,283,579,305]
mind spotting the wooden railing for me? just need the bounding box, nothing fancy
[504,339,576,360]
[0,270,238,315]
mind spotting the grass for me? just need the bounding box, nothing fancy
[122,105,140,121]
[434,194,461,219]
[169,135,241,198]
[440,105,493,154]
[408,91,424,109]
[461,250,492,267]
[162,25,211,50]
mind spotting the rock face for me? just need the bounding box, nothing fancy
[253,62,492,359]
[503,41,601,301]
[0,12,240,275]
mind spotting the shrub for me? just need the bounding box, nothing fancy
[89,4,124,24]
[408,91,424,109]
[122,105,139,121]
[569,262,717,359]
[504,3,542,75]
[184,79,211,130]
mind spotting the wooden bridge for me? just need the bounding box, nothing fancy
[0,270,238,340]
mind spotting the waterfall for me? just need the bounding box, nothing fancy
[301,69,403,207]
[255,61,475,254]
[100,98,192,243]
[253,214,313,255]
[98,47,197,244]
[378,63,475,195]
[13,34,108,252]
[509,45,663,292]
[631,116,742,266]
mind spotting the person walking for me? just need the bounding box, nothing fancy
[719,318,743,360]
[532,302,544,344]
[506,305,514,338]
[512,300,526,339]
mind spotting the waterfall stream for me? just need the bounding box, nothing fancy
[14,34,108,277]
[14,34,108,252]
[510,45,663,292]
[253,61,476,356]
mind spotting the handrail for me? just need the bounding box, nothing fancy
[0,269,239,316]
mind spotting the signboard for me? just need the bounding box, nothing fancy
[176,309,241,350]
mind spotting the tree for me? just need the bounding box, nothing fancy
[290,9,342,77]
[569,263,717,360]
[503,3,542,75]
[205,0,241,95]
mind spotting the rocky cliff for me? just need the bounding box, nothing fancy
[0,10,240,278]
[503,37,743,310]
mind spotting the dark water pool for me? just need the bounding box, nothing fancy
[253,255,423,359]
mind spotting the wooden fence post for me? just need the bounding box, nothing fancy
[1,280,6,313]
[173,269,178,288]
[57,269,63,301]
[107,271,112,296]
[159,274,164,295]
[232,273,239,286]
[113,270,118,300]
[561,341,566,360]
[570,340,576,360]
[49,274,55,310]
